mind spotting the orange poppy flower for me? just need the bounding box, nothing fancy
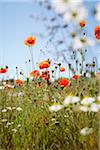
[60,67,65,72]
[58,78,70,87]
[15,79,24,85]
[38,60,50,69]
[30,70,40,78]
[72,75,80,80]
[80,20,86,28]
[94,26,100,40]
[24,36,36,46]
[0,68,8,74]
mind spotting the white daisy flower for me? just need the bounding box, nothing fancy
[80,127,93,136]
[2,109,7,113]
[79,106,89,112]
[16,107,22,112]
[63,96,72,105]
[63,96,80,106]
[1,119,7,122]
[12,128,17,133]
[52,0,68,14]
[94,3,100,21]
[81,97,95,105]
[6,107,12,111]
[63,5,87,23]
[49,104,64,112]
[0,86,4,90]
[72,36,95,50]
[52,0,83,15]
[12,107,16,110]
[90,103,100,112]
[71,96,80,103]
[2,82,6,85]
[97,96,100,102]
[17,124,21,128]
[51,118,56,121]
[6,122,11,126]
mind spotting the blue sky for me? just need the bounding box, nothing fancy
[0,0,100,78]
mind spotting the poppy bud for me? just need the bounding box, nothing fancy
[63,24,68,28]
[68,64,71,68]
[55,66,58,69]
[86,64,88,67]
[5,66,8,69]
[58,63,61,67]
[80,20,86,27]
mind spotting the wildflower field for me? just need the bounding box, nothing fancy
[0,0,100,150]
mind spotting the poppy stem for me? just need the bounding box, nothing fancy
[25,61,28,78]
[59,67,60,78]
[29,47,35,70]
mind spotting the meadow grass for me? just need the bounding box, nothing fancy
[0,77,100,150]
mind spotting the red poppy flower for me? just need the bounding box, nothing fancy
[80,20,86,28]
[60,67,65,72]
[72,75,80,80]
[0,68,8,74]
[15,79,24,85]
[30,70,40,78]
[24,36,36,46]
[58,78,70,87]
[39,60,50,69]
[94,26,100,40]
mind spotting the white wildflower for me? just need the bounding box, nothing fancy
[1,119,7,122]
[64,115,67,118]
[72,37,95,50]
[90,103,99,112]
[2,82,6,85]
[71,96,80,103]
[63,5,87,23]
[63,96,80,106]
[17,124,21,128]
[97,96,100,102]
[6,122,11,126]
[51,118,56,121]
[52,0,83,15]
[12,128,17,133]
[49,104,64,112]
[63,96,71,105]
[79,106,89,112]
[80,127,93,136]
[2,109,7,113]
[12,107,16,110]
[6,107,12,111]
[16,107,22,112]
[94,3,100,21]
[52,0,69,14]
[0,86,4,90]
[81,97,95,105]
